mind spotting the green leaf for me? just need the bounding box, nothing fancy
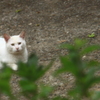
[15,9,22,13]
[18,54,54,82]
[86,60,100,67]
[55,56,79,76]
[60,39,86,50]
[88,33,95,38]
[19,80,37,93]
[74,39,87,49]
[39,85,53,99]
[0,66,12,96]
[81,45,100,55]
[92,91,100,100]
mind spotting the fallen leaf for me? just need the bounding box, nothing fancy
[16,9,22,13]
[58,40,67,43]
[88,33,95,38]
[36,24,40,26]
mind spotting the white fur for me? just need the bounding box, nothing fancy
[0,33,28,70]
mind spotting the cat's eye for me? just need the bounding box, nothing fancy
[11,43,15,46]
[18,42,21,45]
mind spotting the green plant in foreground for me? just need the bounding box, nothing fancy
[0,65,15,100]
[17,54,53,100]
[1,39,100,100]
[0,67,11,95]
[0,54,53,100]
[55,39,100,100]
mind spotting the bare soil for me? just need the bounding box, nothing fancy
[0,0,100,99]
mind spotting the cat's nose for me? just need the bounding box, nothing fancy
[16,48,19,50]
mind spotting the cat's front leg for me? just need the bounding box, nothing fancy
[7,63,18,71]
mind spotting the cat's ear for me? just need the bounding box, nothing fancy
[3,34,10,42]
[19,31,25,39]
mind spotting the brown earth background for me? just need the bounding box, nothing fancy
[0,0,100,100]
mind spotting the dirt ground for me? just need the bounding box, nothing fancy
[0,0,100,100]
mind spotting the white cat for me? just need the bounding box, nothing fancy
[0,31,28,70]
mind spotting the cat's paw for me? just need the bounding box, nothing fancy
[8,63,18,71]
[12,64,18,71]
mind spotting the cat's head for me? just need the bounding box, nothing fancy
[3,31,26,54]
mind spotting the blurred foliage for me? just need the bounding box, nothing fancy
[56,39,100,100]
[1,39,100,100]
